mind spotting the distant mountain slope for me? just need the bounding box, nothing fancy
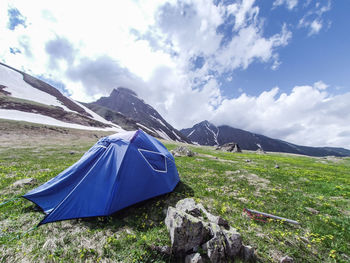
[87,87,191,142]
[181,120,350,157]
[0,63,123,131]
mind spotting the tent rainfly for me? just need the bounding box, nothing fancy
[23,130,180,225]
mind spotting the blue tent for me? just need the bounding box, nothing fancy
[23,130,180,225]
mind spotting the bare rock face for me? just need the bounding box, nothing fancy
[165,198,255,262]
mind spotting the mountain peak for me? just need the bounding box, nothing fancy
[111,87,138,97]
[199,120,215,127]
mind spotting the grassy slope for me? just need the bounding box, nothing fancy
[0,123,349,262]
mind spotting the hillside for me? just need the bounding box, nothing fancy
[87,87,191,143]
[0,121,349,262]
[0,63,123,132]
[181,120,350,157]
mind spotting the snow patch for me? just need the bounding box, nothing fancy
[172,130,181,140]
[205,122,219,145]
[188,129,196,137]
[155,129,173,141]
[0,65,72,112]
[74,100,121,128]
[0,109,124,132]
[151,115,167,128]
[136,123,155,133]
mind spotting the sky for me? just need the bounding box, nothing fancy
[1,0,350,149]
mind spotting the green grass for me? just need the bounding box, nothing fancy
[1,140,349,262]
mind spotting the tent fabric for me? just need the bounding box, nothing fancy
[23,130,180,225]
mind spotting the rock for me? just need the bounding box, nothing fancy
[12,178,36,187]
[245,159,251,162]
[275,164,280,169]
[175,198,229,229]
[172,146,195,157]
[216,142,242,153]
[176,198,202,217]
[69,151,75,155]
[165,206,211,256]
[150,245,171,255]
[222,227,242,257]
[185,253,203,263]
[305,207,319,214]
[241,245,255,262]
[280,255,294,263]
[256,144,266,154]
[165,198,254,262]
[202,234,226,263]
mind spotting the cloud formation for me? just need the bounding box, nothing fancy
[273,0,298,10]
[211,82,350,148]
[7,7,27,30]
[45,37,76,69]
[0,0,349,149]
[298,0,331,36]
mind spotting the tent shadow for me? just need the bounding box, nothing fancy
[80,181,194,231]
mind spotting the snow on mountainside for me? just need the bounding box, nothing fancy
[0,63,123,132]
[85,87,191,143]
[181,120,350,157]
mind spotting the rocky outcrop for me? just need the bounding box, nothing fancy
[165,198,256,262]
[216,142,242,153]
[171,146,196,157]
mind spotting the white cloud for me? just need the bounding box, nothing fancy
[298,0,331,36]
[1,0,349,149]
[211,82,350,149]
[273,0,298,10]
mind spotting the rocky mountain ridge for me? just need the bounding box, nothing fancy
[86,87,191,143]
[181,120,350,157]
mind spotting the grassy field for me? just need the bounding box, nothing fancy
[0,121,349,262]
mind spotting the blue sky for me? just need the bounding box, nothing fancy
[222,0,349,98]
[0,0,350,149]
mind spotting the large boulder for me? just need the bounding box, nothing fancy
[171,146,196,157]
[165,198,255,262]
[216,143,242,153]
[165,207,211,256]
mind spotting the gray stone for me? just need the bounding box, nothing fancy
[172,146,195,157]
[216,142,242,153]
[185,253,203,263]
[202,234,226,263]
[12,178,36,187]
[275,164,280,169]
[165,207,211,255]
[222,227,242,257]
[176,198,202,217]
[279,255,294,263]
[241,245,255,262]
[150,245,171,255]
[176,199,229,229]
[165,198,254,262]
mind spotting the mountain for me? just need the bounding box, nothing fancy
[86,87,191,143]
[0,62,123,132]
[181,120,350,157]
